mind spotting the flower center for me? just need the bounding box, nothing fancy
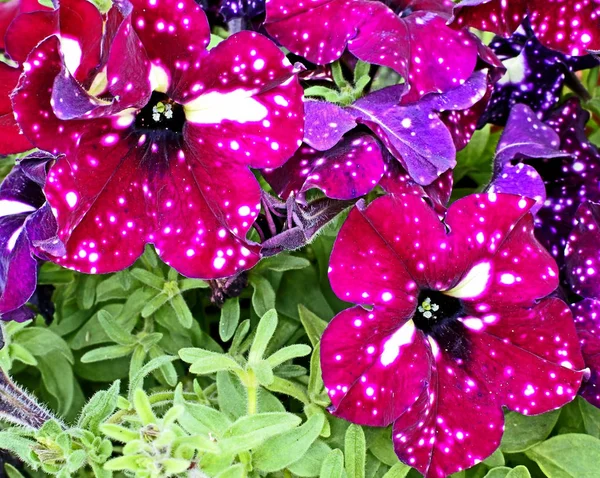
[135,91,186,136]
[413,289,471,360]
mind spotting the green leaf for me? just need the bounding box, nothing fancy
[484,448,505,467]
[37,352,74,416]
[368,428,398,467]
[0,433,36,467]
[141,292,169,318]
[250,275,276,317]
[178,278,209,291]
[4,463,27,478]
[501,410,560,453]
[14,328,73,363]
[129,268,164,290]
[217,371,247,421]
[506,467,531,478]
[256,254,311,272]
[97,310,136,346]
[170,293,194,329]
[78,380,120,434]
[299,305,328,347]
[128,355,177,398]
[525,433,600,477]
[267,344,312,368]
[578,396,600,438]
[248,309,277,363]
[219,412,301,455]
[215,464,245,478]
[483,468,512,478]
[220,298,240,342]
[253,413,325,472]
[265,376,310,405]
[179,348,243,374]
[345,424,366,478]
[381,463,410,478]
[81,344,134,363]
[252,360,274,387]
[320,449,345,478]
[288,439,332,477]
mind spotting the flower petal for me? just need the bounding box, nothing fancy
[263,133,385,201]
[303,100,357,152]
[572,299,600,407]
[321,307,431,427]
[182,30,304,169]
[566,201,600,299]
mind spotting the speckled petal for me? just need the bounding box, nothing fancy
[536,99,600,264]
[349,85,456,186]
[452,0,600,56]
[129,0,210,90]
[0,62,32,155]
[181,30,304,169]
[494,103,564,166]
[262,133,385,201]
[565,202,600,299]
[303,100,357,152]
[487,163,546,214]
[321,308,431,427]
[392,352,503,478]
[481,31,598,126]
[328,197,422,312]
[572,299,600,407]
[220,0,265,21]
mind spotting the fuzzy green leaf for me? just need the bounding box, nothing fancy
[267,344,312,368]
[345,424,366,478]
[256,254,311,272]
[299,305,328,347]
[81,344,133,363]
[128,355,177,398]
[381,463,410,478]
[220,298,240,342]
[320,449,345,478]
[97,310,136,346]
[250,275,276,318]
[78,380,120,434]
[253,413,325,472]
[501,410,560,453]
[248,309,277,363]
[525,434,600,477]
[129,268,164,290]
[170,293,194,329]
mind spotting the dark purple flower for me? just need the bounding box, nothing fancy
[480,27,598,126]
[451,0,600,56]
[0,152,64,322]
[264,71,487,203]
[321,192,583,477]
[264,0,488,102]
[0,0,103,155]
[220,0,265,21]
[12,0,304,279]
[572,299,600,407]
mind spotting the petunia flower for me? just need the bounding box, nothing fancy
[264,70,488,205]
[0,152,65,322]
[479,26,598,127]
[264,0,492,102]
[321,192,584,477]
[451,0,600,57]
[12,0,303,279]
[0,0,103,155]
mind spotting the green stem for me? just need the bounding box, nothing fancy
[330,61,350,90]
[246,370,258,415]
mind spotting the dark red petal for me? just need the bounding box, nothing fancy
[0,0,19,50]
[263,134,385,201]
[130,0,210,92]
[329,197,425,311]
[566,201,600,299]
[451,0,526,38]
[182,31,304,169]
[321,307,431,427]
[572,299,600,407]
[5,10,56,63]
[392,352,504,478]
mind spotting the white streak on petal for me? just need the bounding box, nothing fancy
[444,261,491,299]
[149,63,170,93]
[184,89,268,124]
[0,200,36,217]
[380,320,415,367]
[60,36,82,75]
[6,226,23,252]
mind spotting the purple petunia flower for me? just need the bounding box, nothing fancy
[0,152,65,322]
[480,27,598,126]
[451,0,600,57]
[263,70,488,203]
[321,192,583,477]
[264,0,491,102]
[11,0,304,279]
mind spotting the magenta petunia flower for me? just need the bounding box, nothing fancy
[572,299,600,407]
[321,192,584,477]
[0,152,65,322]
[12,0,303,279]
[451,0,600,57]
[264,0,488,102]
[0,0,103,155]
